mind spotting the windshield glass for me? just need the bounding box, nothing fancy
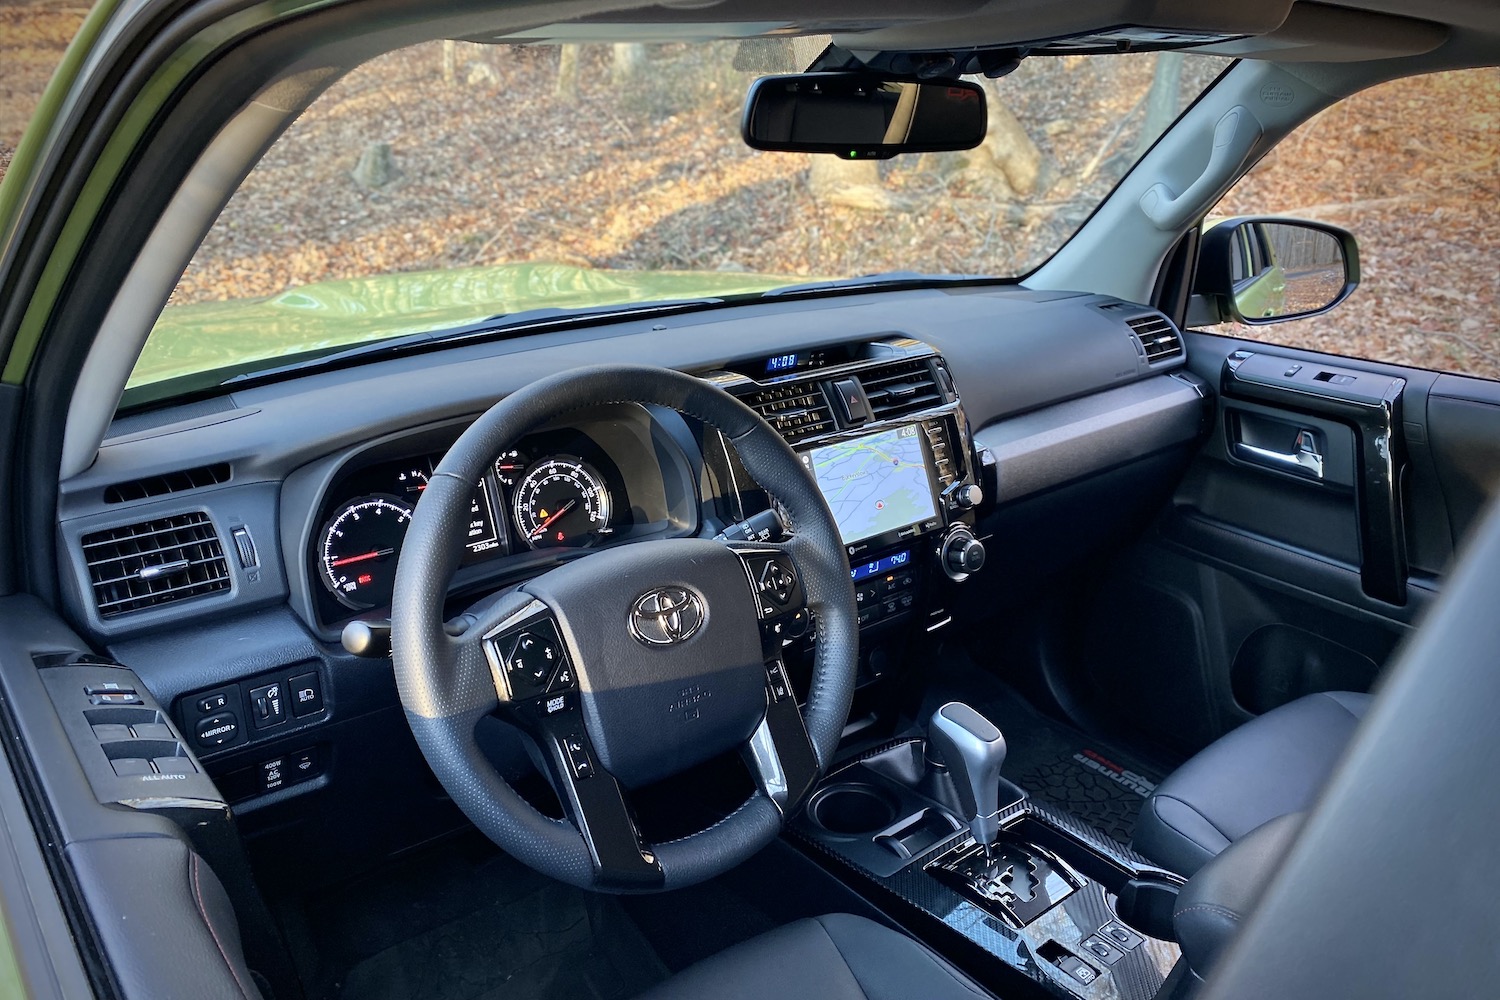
[127,40,1229,403]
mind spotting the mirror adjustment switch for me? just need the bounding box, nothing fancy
[196,712,240,748]
[249,682,286,729]
[197,693,229,714]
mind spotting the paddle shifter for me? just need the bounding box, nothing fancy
[927,702,1008,856]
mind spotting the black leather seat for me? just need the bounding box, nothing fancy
[1133,691,1371,876]
[633,913,994,1000]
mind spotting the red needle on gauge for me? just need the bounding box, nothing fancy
[330,547,395,567]
[529,500,576,539]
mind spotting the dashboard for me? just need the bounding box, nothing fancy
[49,285,1208,825]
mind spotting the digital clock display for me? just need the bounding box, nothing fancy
[851,550,912,582]
[765,353,800,374]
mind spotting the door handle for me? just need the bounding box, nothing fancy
[1234,428,1324,480]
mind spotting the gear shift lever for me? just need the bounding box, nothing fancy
[927,702,1008,855]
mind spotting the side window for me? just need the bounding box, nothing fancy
[1204,68,1500,381]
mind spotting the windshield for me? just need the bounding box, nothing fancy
[127,40,1229,404]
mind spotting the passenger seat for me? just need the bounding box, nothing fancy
[1132,691,1371,876]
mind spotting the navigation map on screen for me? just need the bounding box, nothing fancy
[805,425,938,544]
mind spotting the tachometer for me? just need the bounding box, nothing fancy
[318,495,413,610]
[512,457,612,549]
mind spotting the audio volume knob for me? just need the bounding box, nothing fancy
[942,530,986,581]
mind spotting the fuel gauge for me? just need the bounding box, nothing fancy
[494,450,529,488]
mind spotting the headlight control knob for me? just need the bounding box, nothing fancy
[942,529,986,581]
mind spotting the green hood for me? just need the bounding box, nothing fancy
[130,262,805,390]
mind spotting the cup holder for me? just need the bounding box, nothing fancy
[808,782,901,836]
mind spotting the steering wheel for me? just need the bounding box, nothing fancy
[389,364,858,892]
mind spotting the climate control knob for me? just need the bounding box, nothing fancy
[942,529,986,581]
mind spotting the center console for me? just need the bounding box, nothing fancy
[707,337,990,690]
[792,711,1188,1000]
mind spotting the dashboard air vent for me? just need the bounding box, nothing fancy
[82,511,230,618]
[1126,313,1184,364]
[862,359,943,421]
[103,462,231,504]
[737,382,836,444]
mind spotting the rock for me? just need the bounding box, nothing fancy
[351,142,398,189]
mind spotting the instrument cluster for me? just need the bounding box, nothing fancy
[309,411,690,621]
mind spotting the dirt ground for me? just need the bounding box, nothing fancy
[2,9,1497,381]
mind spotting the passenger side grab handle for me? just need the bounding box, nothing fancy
[1138,106,1263,232]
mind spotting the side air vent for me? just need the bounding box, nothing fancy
[1126,313,1184,364]
[83,512,230,618]
[737,382,836,444]
[103,462,230,504]
[862,359,944,420]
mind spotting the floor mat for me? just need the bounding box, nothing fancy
[297,836,670,1000]
[921,665,1170,846]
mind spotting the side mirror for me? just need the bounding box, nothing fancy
[741,72,987,160]
[1196,217,1360,325]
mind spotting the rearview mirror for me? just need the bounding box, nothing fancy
[1196,217,1360,325]
[741,73,987,160]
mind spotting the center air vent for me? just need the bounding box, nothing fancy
[862,359,943,420]
[82,511,230,618]
[735,382,836,444]
[1126,313,1184,364]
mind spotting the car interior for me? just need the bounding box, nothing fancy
[0,1,1498,999]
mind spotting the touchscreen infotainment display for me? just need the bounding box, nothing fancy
[803,425,939,544]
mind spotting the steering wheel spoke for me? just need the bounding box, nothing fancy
[526,711,665,889]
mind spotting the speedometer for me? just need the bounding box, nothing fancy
[512,457,612,549]
[318,495,413,610]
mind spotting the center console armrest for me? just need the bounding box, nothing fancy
[1174,812,1304,980]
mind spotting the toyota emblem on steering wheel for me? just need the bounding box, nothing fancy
[629,587,705,646]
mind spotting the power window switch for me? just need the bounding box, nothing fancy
[154,757,197,775]
[92,724,132,743]
[132,723,174,740]
[111,758,152,777]
[90,692,142,706]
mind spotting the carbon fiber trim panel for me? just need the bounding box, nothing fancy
[792,749,1181,1000]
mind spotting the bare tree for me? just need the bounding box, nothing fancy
[1134,52,1184,159]
[790,37,901,211]
[555,44,581,99]
[611,43,647,87]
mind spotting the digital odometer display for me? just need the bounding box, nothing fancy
[803,425,939,545]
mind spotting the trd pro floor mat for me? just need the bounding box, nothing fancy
[297,836,670,1000]
[921,664,1171,846]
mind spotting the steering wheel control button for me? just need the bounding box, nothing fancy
[490,616,573,700]
[248,682,287,729]
[561,732,594,779]
[758,561,796,606]
[289,672,324,717]
[195,713,240,748]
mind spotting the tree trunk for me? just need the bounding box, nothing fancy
[791,37,893,210]
[1134,52,1184,159]
[555,44,581,99]
[611,43,647,87]
[441,40,459,87]
[982,92,1046,197]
